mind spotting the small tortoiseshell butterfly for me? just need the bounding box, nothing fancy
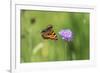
[41,25,58,40]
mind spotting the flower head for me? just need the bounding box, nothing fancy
[59,29,73,41]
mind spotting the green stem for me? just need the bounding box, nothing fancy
[67,42,74,60]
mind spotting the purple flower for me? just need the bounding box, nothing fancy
[59,29,73,41]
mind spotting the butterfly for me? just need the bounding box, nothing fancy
[41,25,58,40]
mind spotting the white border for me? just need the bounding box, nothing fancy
[11,4,95,73]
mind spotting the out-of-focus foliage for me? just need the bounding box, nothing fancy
[20,10,90,63]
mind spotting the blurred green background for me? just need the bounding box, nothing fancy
[20,10,90,63]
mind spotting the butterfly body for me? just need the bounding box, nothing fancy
[41,25,58,40]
